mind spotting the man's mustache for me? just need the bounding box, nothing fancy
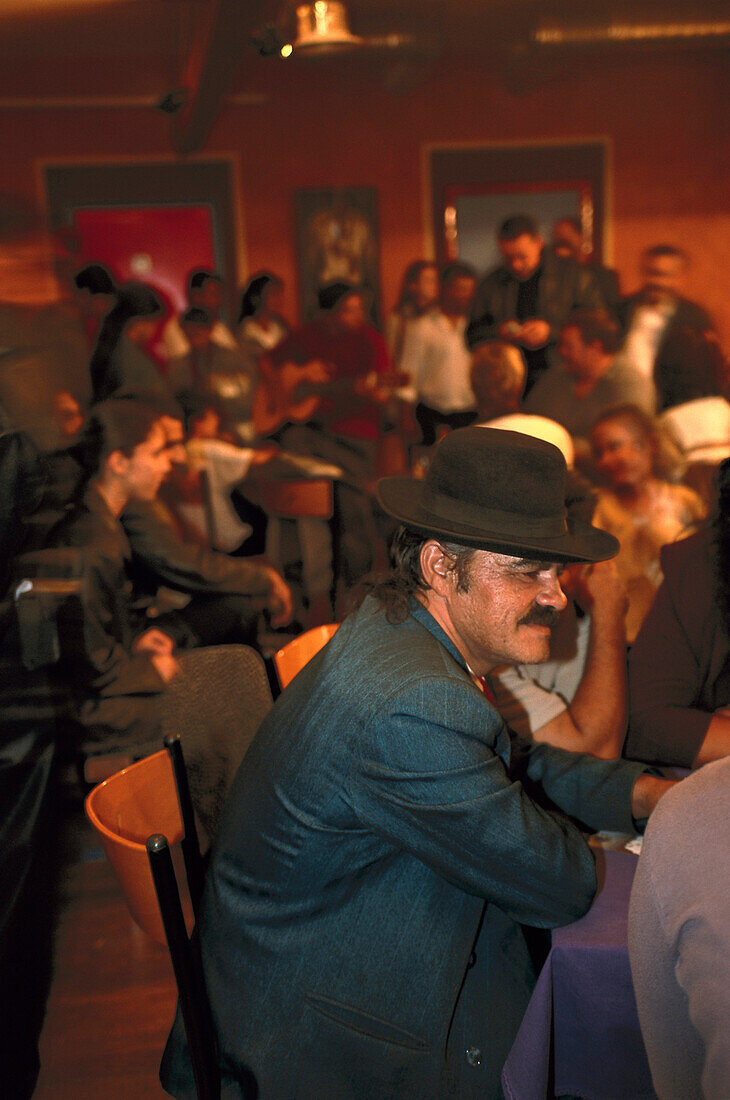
[518,605,561,628]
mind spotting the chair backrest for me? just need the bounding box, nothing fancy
[147,835,220,1100]
[274,622,339,690]
[85,739,199,943]
[86,737,219,1097]
[12,548,83,671]
[198,466,219,549]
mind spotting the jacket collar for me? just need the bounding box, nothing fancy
[410,597,469,674]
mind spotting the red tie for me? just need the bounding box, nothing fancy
[478,676,497,705]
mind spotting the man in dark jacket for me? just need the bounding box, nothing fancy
[466,214,606,394]
[161,426,674,1100]
[618,244,721,411]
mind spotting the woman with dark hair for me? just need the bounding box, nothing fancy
[385,260,439,368]
[626,457,730,768]
[236,271,288,355]
[590,403,705,641]
[89,282,167,404]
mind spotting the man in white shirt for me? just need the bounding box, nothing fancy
[618,245,718,411]
[399,262,478,444]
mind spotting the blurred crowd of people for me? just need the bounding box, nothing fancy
[2,207,730,1099]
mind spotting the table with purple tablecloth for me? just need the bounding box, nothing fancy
[502,848,656,1100]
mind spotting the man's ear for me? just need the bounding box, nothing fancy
[420,540,455,596]
[106,449,129,478]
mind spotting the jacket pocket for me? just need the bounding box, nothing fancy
[304,992,428,1051]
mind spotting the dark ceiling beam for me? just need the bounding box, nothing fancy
[170,0,256,156]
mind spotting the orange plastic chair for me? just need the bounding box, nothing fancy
[273,622,339,690]
[86,737,220,1097]
[85,739,197,944]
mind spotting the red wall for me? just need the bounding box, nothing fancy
[0,47,727,346]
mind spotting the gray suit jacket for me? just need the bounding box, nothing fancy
[162,596,646,1099]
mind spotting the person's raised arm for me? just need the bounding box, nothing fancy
[531,561,628,758]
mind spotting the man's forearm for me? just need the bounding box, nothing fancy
[693,714,730,767]
[566,610,627,757]
[631,774,678,821]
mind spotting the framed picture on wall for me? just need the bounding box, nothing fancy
[443,180,595,273]
[430,142,608,275]
[295,187,380,324]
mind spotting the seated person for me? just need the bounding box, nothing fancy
[45,399,285,765]
[590,404,705,643]
[45,399,179,756]
[122,411,293,639]
[524,309,656,467]
[629,758,730,1099]
[160,425,673,1100]
[626,457,730,768]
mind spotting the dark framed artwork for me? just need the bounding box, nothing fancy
[295,187,380,324]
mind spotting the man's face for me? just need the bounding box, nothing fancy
[641,253,685,305]
[122,421,172,501]
[552,220,583,262]
[558,326,591,378]
[335,292,367,332]
[499,233,543,280]
[191,279,223,317]
[591,417,653,490]
[442,548,568,671]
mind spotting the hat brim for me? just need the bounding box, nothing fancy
[377,477,619,564]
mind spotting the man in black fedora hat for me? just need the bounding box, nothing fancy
[162,426,675,1100]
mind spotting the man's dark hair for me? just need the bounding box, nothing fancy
[441,262,476,287]
[317,280,360,312]
[74,263,116,296]
[499,215,540,241]
[359,525,475,623]
[188,269,222,293]
[77,399,161,481]
[562,309,622,355]
[643,244,688,265]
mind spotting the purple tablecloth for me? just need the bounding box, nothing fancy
[502,849,656,1100]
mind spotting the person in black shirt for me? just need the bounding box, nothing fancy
[466,214,606,395]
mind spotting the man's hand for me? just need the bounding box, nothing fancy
[134,628,175,656]
[631,774,678,821]
[151,652,181,683]
[497,320,523,340]
[266,567,294,628]
[519,319,551,348]
[573,561,628,625]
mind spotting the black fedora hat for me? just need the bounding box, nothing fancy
[377,426,618,564]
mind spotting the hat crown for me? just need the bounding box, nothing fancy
[424,426,567,523]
